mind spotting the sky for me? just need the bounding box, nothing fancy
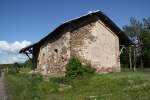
[0,0,150,64]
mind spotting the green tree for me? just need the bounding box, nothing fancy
[123,18,144,70]
[123,17,150,68]
[142,17,150,67]
[123,18,144,38]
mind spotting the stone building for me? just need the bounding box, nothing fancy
[20,11,132,76]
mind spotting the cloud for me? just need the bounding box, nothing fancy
[0,40,31,54]
[0,40,31,64]
[0,54,28,64]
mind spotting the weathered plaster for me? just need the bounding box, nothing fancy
[36,19,120,76]
[70,20,120,73]
[37,32,70,76]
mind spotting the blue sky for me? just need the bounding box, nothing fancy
[0,0,150,64]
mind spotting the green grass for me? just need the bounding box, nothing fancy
[5,70,150,100]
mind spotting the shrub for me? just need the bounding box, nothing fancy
[8,63,20,74]
[23,60,32,68]
[66,57,95,78]
[7,68,18,74]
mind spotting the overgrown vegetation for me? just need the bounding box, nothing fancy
[5,70,150,100]
[4,56,150,100]
[122,17,150,68]
[23,60,32,68]
[4,58,150,100]
[0,60,32,74]
[66,57,95,78]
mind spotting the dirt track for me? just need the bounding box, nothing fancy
[0,72,7,100]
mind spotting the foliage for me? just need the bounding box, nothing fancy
[123,18,144,38]
[23,60,32,68]
[5,70,150,100]
[142,32,150,66]
[0,64,14,69]
[65,57,95,78]
[1,60,32,74]
[7,63,20,74]
[7,67,19,74]
[5,73,57,100]
[122,17,150,68]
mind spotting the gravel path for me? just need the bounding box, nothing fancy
[0,72,7,100]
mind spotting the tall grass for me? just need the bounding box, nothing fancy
[5,71,150,100]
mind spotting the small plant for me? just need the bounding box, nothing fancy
[66,57,95,78]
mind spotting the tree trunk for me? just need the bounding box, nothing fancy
[133,46,136,71]
[140,56,144,69]
[129,47,132,70]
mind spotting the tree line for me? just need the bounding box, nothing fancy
[121,17,150,69]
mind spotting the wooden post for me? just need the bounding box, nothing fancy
[120,45,125,55]
[25,52,34,70]
[140,55,144,69]
[129,46,132,70]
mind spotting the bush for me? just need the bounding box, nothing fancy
[8,67,18,74]
[66,57,95,78]
[8,64,20,74]
[23,60,32,68]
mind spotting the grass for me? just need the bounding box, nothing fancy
[5,69,150,100]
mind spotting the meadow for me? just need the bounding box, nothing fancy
[5,68,150,100]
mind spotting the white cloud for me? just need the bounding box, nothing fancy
[0,40,31,64]
[0,40,31,54]
[0,54,28,64]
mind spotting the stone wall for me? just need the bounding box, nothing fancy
[36,18,120,75]
[37,32,70,76]
[70,20,120,73]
